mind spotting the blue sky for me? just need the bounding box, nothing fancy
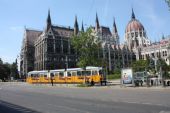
[0,0,169,63]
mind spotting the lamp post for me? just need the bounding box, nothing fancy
[152,57,158,86]
[154,58,158,72]
[160,65,164,87]
[65,55,68,85]
[107,44,111,72]
[65,55,68,71]
[102,42,107,83]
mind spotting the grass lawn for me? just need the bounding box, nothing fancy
[107,74,121,80]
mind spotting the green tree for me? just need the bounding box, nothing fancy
[157,58,170,78]
[0,58,11,81]
[165,0,170,9]
[0,58,5,80]
[71,28,102,68]
[10,60,19,79]
[0,58,3,64]
[131,59,149,72]
[3,63,11,79]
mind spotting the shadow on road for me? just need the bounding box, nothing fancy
[0,100,40,113]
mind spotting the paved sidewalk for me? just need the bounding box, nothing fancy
[1,81,170,90]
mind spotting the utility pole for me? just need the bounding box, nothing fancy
[108,44,111,72]
[160,66,164,87]
[65,55,68,71]
[65,55,68,83]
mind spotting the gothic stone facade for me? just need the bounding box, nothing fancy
[140,37,170,65]
[20,11,135,76]
[125,9,170,65]
[20,29,42,76]
[93,13,134,71]
[20,11,77,76]
[34,26,76,70]
[20,9,169,76]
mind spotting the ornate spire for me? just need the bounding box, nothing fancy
[113,18,117,34]
[46,9,52,32]
[74,15,79,35]
[81,21,84,32]
[131,8,135,19]
[112,18,119,45]
[95,12,100,30]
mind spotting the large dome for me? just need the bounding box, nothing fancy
[125,19,144,33]
[125,9,151,50]
[125,9,145,33]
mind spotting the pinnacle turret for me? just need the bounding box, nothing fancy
[81,21,84,32]
[131,8,135,19]
[95,13,100,30]
[74,15,79,35]
[113,18,117,34]
[46,9,52,32]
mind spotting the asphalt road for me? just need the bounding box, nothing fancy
[0,82,170,113]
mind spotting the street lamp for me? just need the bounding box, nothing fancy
[65,55,68,71]
[65,55,68,85]
[152,57,158,72]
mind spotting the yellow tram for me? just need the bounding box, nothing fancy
[26,66,104,84]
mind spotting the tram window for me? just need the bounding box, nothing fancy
[31,74,33,77]
[37,74,39,77]
[82,71,86,76]
[50,73,54,77]
[86,71,91,76]
[77,71,82,76]
[33,74,38,77]
[67,72,71,77]
[72,72,77,76]
[82,71,91,76]
[44,74,47,77]
[59,72,64,77]
[92,71,97,75]
[38,74,41,77]
[55,73,59,77]
[99,70,103,75]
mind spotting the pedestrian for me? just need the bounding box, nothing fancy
[151,80,153,86]
[168,81,170,86]
[104,77,107,86]
[91,79,94,86]
[51,77,54,86]
[140,80,143,86]
[100,77,103,86]
[135,80,139,86]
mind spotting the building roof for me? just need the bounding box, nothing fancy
[51,25,74,37]
[25,29,42,45]
[125,9,145,33]
[100,26,112,36]
[125,19,144,33]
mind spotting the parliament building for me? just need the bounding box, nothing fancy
[20,9,170,76]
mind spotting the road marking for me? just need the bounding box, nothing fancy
[159,111,170,113]
[110,99,169,108]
